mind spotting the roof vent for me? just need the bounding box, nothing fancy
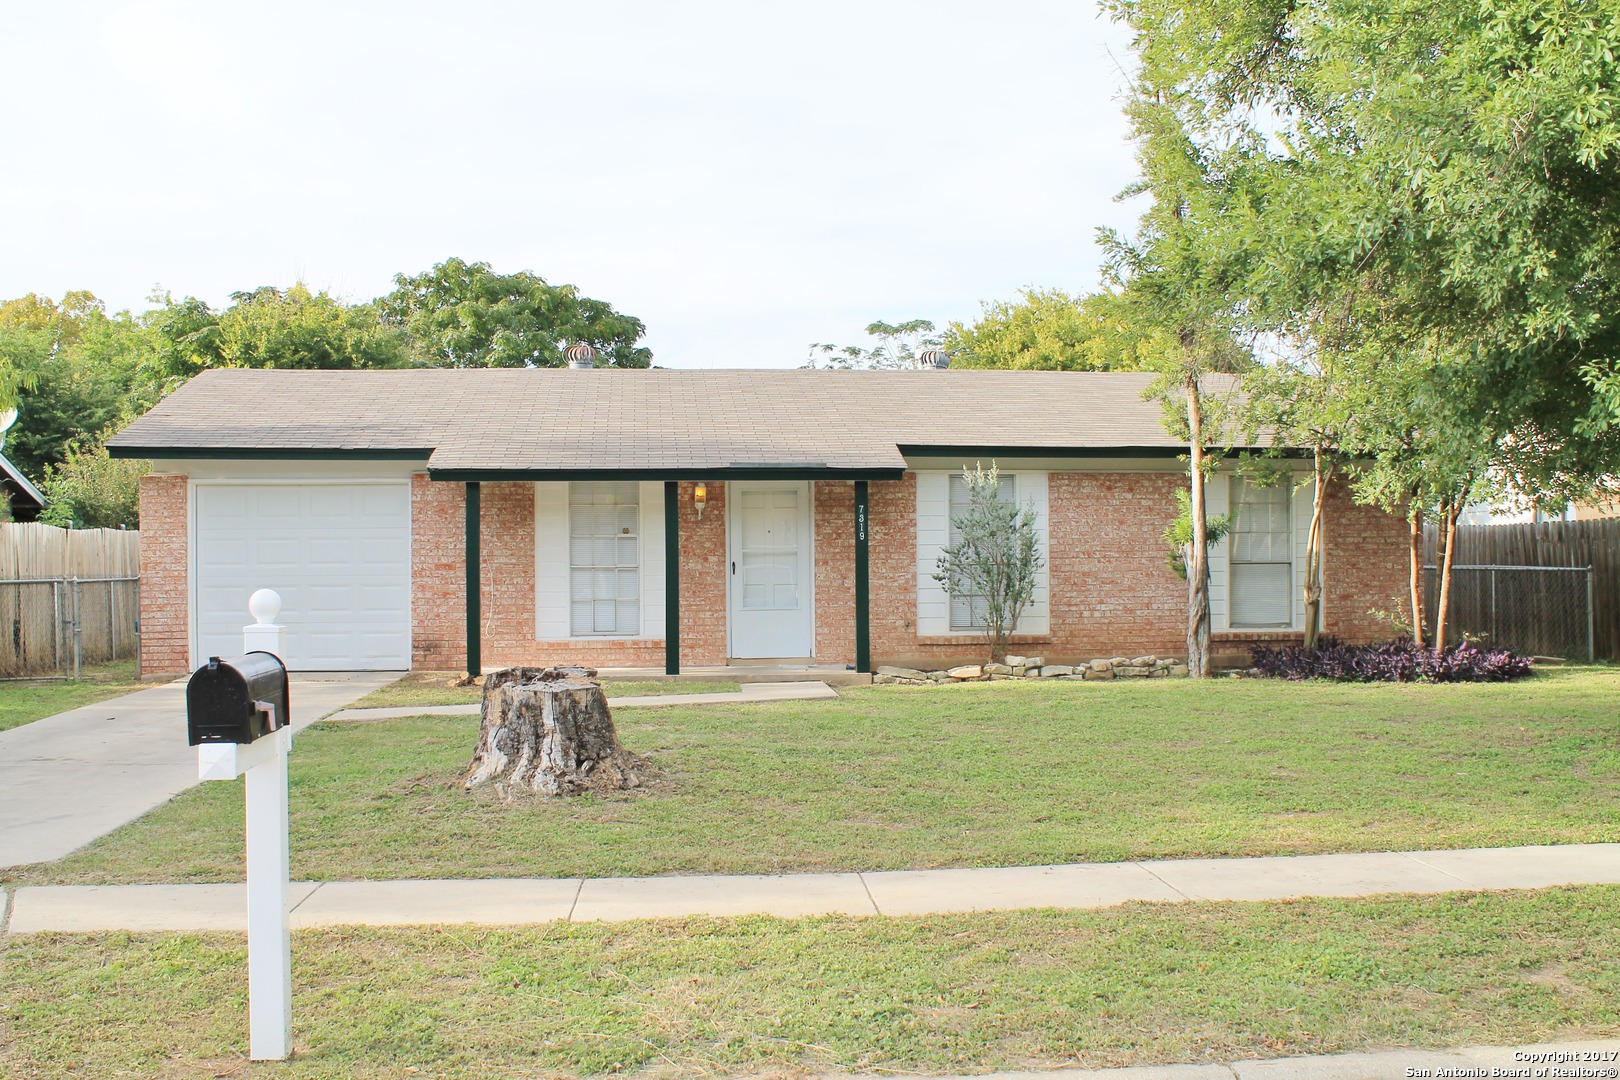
[565,343,597,369]
[916,348,949,370]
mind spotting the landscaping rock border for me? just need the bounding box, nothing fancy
[872,655,1188,685]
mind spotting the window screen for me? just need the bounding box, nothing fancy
[1229,480,1292,628]
[569,482,639,636]
[948,473,1016,631]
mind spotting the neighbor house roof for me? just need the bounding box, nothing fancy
[0,450,44,517]
[108,368,1244,479]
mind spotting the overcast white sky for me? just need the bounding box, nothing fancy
[1,1,1142,369]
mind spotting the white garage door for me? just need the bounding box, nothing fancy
[195,482,411,670]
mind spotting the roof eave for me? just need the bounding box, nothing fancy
[428,466,908,482]
[106,446,434,461]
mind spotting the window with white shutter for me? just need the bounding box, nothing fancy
[569,482,639,636]
[947,472,1016,631]
[1229,479,1293,628]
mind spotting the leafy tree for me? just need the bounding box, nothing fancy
[1,293,158,482]
[1107,0,1620,653]
[0,292,105,419]
[1101,95,1260,677]
[1336,342,1500,650]
[1163,488,1232,581]
[804,319,941,370]
[0,321,48,429]
[38,435,148,529]
[378,257,650,368]
[1241,322,1361,648]
[143,284,408,386]
[933,463,1044,665]
[942,288,1174,371]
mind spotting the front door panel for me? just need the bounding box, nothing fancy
[728,482,814,658]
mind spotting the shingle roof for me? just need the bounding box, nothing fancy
[109,368,1228,476]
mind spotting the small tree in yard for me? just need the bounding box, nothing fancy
[934,463,1043,665]
[39,437,148,529]
[1164,488,1232,582]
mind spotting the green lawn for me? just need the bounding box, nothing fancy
[4,888,1617,1078]
[0,661,145,734]
[346,671,740,709]
[9,668,1617,886]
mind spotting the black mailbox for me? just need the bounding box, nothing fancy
[187,652,290,746]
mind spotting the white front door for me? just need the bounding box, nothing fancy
[728,481,814,659]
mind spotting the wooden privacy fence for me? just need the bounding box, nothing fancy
[0,523,141,678]
[1423,519,1620,661]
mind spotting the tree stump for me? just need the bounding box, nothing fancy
[463,666,642,799]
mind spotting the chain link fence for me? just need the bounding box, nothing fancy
[1423,564,1594,661]
[0,576,141,678]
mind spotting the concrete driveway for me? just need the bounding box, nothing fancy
[0,671,398,869]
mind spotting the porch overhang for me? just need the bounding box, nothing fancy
[428,465,906,482]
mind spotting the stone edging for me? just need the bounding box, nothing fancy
[874,654,1188,685]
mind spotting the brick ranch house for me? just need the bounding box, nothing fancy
[108,368,1408,678]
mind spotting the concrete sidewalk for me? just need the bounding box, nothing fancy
[912,1039,1620,1079]
[324,679,841,722]
[0,671,396,868]
[10,842,1619,933]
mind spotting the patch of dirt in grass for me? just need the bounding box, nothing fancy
[1523,962,1592,997]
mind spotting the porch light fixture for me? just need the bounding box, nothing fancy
[693,482,708,520]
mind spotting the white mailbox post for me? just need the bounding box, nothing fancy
[194,588,293,1062]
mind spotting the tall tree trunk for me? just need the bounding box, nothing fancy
[1408,503,1426,647]
[1185,378,1212,677]
[1433,500,1464,652]
[1302,447,1332,649]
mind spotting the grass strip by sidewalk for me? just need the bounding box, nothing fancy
[0,660,144,734]
[8,668,1618,886]
[346,672,741,710]
[5,888,1618,1079]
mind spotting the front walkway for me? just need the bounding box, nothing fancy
[9,842,1619,933]
[0,671,396,868]
[324,679,840,722]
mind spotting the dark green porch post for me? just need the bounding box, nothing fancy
[665,480,680,675]
[855,480,871,674]
[465,481,481,678]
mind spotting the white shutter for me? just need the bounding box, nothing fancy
[1292,475,1315,629]
[915,472,951,635]
[1208,474,1231,632]
[535,483,570,639]
[640,481,666,640]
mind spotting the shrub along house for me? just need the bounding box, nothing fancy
[108,367,1407,678]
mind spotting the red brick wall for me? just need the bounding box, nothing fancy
[1321,476,1410,642]
[410,474,465,669]
[869,474,925,664]
[678,480,730,665]
[1046,472,1188,660]
[814,481,856,665]
[137,474,189,677]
